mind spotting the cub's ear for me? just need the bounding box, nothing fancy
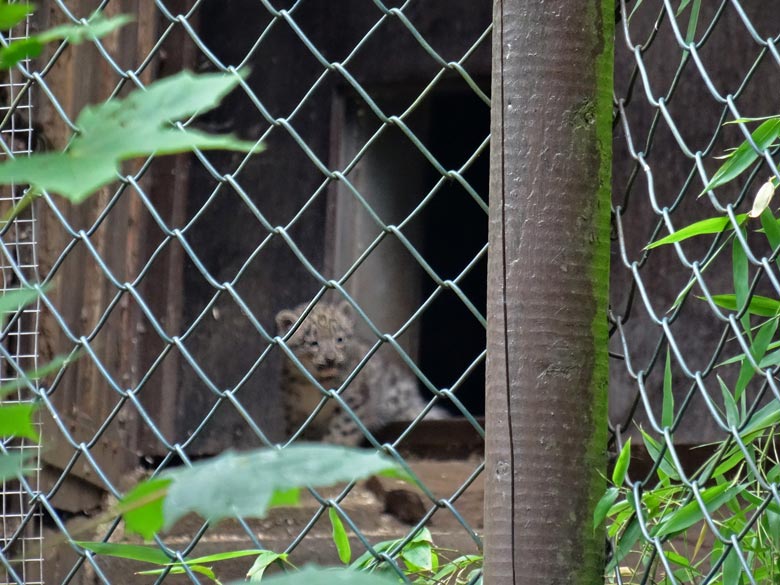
[335,300,353,322]
[275,309,298,336]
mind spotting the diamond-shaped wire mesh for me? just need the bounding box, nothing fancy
[610,1,780,583]
[0,1,490,583]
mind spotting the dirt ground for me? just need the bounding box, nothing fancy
[43,456,485,584]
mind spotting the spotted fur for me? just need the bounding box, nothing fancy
[275,301,447,444]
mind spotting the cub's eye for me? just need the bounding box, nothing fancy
[336,337,344,343]
[309,340,319,347]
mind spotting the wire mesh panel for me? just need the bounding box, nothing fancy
[0,5,42,585]
[0,2,491,584]
[609,1,780,583]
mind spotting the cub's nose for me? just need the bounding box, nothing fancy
[319,355,337,369]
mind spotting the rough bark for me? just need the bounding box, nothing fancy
[484,1,614,583]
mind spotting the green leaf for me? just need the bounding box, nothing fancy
[0,14,132,70]
[718,377,739,428]
[612,438,631,486]
[0,4,34,29]
[349,539,398,570]
[329,508,351,565]
[646,215,747,249]
[181,549,269,565]
[759,349,780,368]
[137,565,218,582]
[122,446,405,539]
[760,209,780,265]
[663,550,693,568]
[640,430,679,482]
[0,37,42,68]
[702,119,780,194]
[654,483,744,538]
[606,517,641,573]
[118,477,171,539]
[249,566,399,585]
[733,232,751,338]
[721,547,741,585]
[0,71,261,202]
[37,13,133,44]
[401,541,433,572]
[0,353,76,400]
[727,115,780,125]
[0,403,38,441]
[740,399,780,438]
[766,508,780,548]
[267,487,300,508]
[246,551,289,582]
[712,449,745,479]
[662,348,674,428]
[734,317,778,399]
[431,555,482,582]
[706,294,780,317]
[0,452,32,481]
[0,287,39,316]
[409,527,433,544]
[684,0,701,44]
[74,542,172,565]
[593,487,620,532]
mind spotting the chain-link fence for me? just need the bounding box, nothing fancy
[0,1,491,584]
[610,1,780,583]
[0,0,776,583]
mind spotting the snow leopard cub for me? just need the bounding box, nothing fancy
[275,301,447,445]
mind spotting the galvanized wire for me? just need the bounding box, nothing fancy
[0,2,490,584]
[611,1,780,583]
[0,5,42,585]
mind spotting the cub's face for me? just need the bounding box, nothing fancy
[275,302,355,382]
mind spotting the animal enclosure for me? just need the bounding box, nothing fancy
[0,1,775,585]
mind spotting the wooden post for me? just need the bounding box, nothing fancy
[484,0,614,583]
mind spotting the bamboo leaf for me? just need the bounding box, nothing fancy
[247,551,289,582]
[662,348,674,428]
[721,547,741,585]
[612,439,631,486]
[760,209,780,267]
[646,215,747,249]
[75,542,172,565]
[733,231,751,338]
[701,119,780,194]
[735,317,778,399]
[718,376,739,428]
[137,565,218,582]
[329,508,351,565]
[640,429,679,482]
[654,484,744,538]
[606,517,641,573]
[748,179,776,218]
[593,487,620,532]
[705,294,780,317]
